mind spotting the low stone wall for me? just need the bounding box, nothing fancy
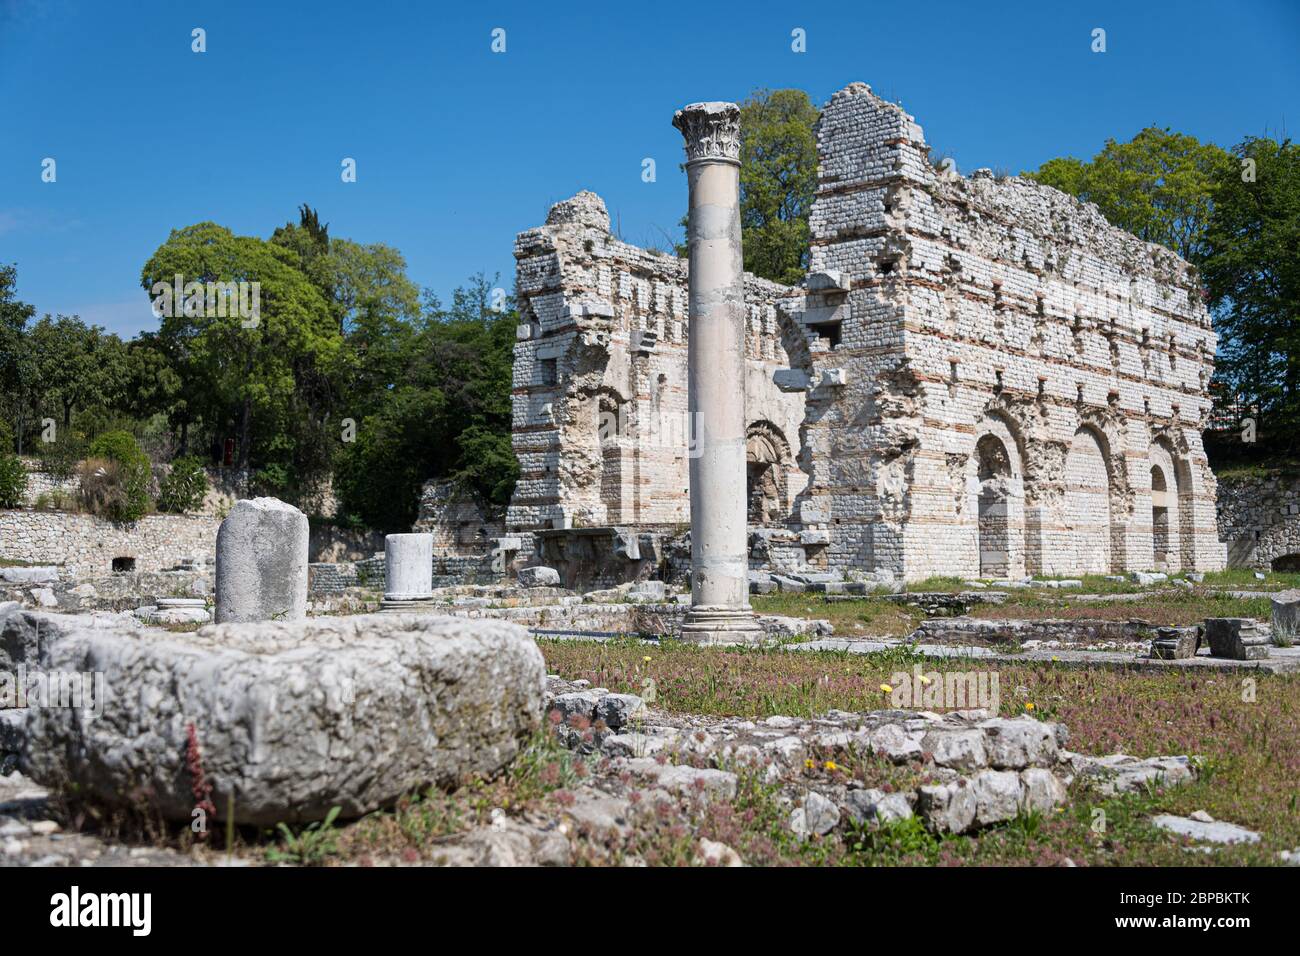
[1216,474,1300,570]
[0,508,218,577]
[308,522,386,562]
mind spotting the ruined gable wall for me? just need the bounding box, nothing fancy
[507,192,805,539]
[799,82,1225,580]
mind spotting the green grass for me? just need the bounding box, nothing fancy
[752,592,923,636]
[538,639,1300,865]
[1200,568,1300,591]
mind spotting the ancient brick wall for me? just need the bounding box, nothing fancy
[507,191,807,534]
[787,82,1225,580]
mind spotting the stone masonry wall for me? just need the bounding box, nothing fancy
[507,192,808,534]
[0,509,218,576]
[1216,473,1300,569]
[787,82,1226,580]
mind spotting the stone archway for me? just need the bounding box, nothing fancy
[1063,426,1114,574]
[746,421,792,524]
[975,435,1014,577]
[1150,464,1173,569]
[966,414,1027,580]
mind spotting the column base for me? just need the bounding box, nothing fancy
[380,596,435,613]
[679,605,765,645]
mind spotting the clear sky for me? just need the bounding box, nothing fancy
[1,0,1296,337]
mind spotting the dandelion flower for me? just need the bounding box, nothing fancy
[804,759,816,770]
[824,760,839,771]
[1025,702,1035,712]
[880,683,893,694]
[642,656,652,663]
[918,675,932,686]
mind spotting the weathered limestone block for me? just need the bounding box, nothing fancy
[518,566,561,588]
[971,769,1022,826]
[0,567,58,584]
[1271,589,1300,642]
[1204,617,1271,660]
[1019,767,1068,813]
[1151,625,1199,660]
[921,727,987,771]
[214,497,308,623]
[978,717,1058,769]
[384,532,434,600]
[844,788,914,825]
[11,612,546,824]
[918,780,976,833]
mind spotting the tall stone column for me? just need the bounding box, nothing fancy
[673,102,762,644]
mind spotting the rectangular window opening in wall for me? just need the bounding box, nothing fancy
[811,320,841,349]
[112,556,136,573]
[539,358,557,386]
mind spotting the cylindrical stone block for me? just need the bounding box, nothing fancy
[214,497,309,624]
[673,101,762,644]
[384,533,434,601]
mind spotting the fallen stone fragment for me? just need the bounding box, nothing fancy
[518,566,561,588]
[594,693,646,730]
[1151,814,1259,845]
[623,758,737,800]
[1204,617,1271,660]
[0,567,58,585]
[1070,753,1198,795]
[694,838,744,867]
[13,611,546,825]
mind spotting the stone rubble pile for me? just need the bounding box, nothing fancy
[539,676,1200,838]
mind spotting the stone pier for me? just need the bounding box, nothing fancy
[214,497,309,624]
[673,101,762,644]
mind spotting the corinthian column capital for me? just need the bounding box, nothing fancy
[672,101,741,165]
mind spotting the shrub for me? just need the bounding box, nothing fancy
[157,456,209,514]
[82,430,152,522]
[77,456,150,523]
[88,430,150,471]
[39,433,87,479]
[0,454,27,508]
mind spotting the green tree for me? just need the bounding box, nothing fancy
[1200,136,1300,444]
[0,264,38,453]
[333,274,517,530]
[737,89,821,285]
[140,222,341,496]
[675,89,820,286]
[27,314,129,429]
[1026,127,1232,260]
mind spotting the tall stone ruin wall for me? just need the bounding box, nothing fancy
[786,82,1226,580]
[507,191,807,539]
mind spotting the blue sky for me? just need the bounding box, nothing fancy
[1,0,1296,338]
